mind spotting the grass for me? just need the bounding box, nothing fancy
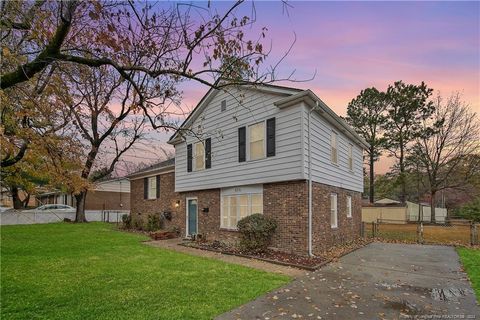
[0,223,289,320]
[457,247,480,302]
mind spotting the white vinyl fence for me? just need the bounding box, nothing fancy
[0,209,130,225]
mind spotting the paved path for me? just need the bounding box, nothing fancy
[146,239,306,278]
[217,243,479,320]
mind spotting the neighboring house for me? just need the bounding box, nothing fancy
[0,187,36,208]
[36,178,131,211]
[362,199,447,224]
[129,84,368,256]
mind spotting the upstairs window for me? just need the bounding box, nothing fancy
[194,141,205,171]
[249,122,265,160]
[330,193,338,228]
[331,131,338,164]
[348,144,353,171]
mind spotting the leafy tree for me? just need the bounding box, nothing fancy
[346,87,387,203]
[409,93,480,222]
[383,81,435,203]
[453,197,480,222]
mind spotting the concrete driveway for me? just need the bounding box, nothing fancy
[217,243,478,319]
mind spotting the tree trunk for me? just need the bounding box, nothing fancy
[399,144,406,203]
[11,186,24,209]
[430,191,436,224]
[74,191,88,222]
[22,193,30,208]
[369,152,375,203]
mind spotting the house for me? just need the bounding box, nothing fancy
[129,84,368,256]
[0,187,37,208]
[362,199,447,224]
[36,178,131,211]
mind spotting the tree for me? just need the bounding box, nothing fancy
[346,88,387,203]
[383,81,435,203]
[61,65,149,222]
[409,93,480,222]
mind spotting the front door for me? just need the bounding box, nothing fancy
[187,198,198,236]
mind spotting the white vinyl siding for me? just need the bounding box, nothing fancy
[348,144,353,171]
[194,142,205,171]
[330,193,338,228]
[347,195,352,218]
[147,177,156,200]
[221,193,263,229]
[331,131,338,164]
[175,88,304,192]
[249,122,265,160]
[302,105,363,192]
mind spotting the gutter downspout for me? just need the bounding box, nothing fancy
[308,101,321,257]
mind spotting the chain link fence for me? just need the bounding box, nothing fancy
[0,209,130,225]
[361,219,478,246]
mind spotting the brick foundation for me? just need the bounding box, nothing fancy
[130,173,361,255]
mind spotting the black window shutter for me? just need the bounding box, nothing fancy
[143,177,148,199]
[266,117,276,157]
[156,175,160,198]
[187,144,192,172]
[238,127,246,162]
[205,138,211,169]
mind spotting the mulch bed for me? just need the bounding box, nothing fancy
[181,238,371,271]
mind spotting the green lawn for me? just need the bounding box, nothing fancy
[0,223,289,320]
[457,247,480,301]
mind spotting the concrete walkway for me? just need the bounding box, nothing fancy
[217,243,479,319]
[146,239,306,278]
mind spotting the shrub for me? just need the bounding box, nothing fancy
[146,213,164,231]
[237,214,277,253]
[132,216,144,230]
[454,197,480,222]
[121,214,132,229]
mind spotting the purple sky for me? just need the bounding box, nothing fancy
[120,1,480,174]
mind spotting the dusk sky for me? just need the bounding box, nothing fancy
[122,1,480,174]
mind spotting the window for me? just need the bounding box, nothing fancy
[347,196,352,218]
[194,141,205,171]
[221,100,227,112]
[331,131,338,164]
[348,144,353,171]
[330,193,338,228]
[249,122,265,160]
[221,193,263,229]
[147,177,157,199]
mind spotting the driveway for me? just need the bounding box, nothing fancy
[217,243,478,319]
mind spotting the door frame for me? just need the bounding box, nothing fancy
[185,197,198,237]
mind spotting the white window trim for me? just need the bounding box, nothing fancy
[193,141,205,171]
[330,193,338,228]
[331,131,338,165]
[147,176,156,200]
[347,195,352,218]
[220,193,263,230]
[247,121,266,161]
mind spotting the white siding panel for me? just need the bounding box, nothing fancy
[302,105,363,192]
[175,88,305,192]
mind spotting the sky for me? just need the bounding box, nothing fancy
[120,1,480,175]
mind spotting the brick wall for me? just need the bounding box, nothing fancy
[85,191,131,210]
[130,172,185,233]
[130,173,361,255]
[311,182,362,254]
[264,180,308,254]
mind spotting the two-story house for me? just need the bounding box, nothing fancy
[128,84,368,256]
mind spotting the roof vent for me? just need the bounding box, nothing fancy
[221,100,226,112]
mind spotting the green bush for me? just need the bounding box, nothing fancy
[132,216,144,230]
[237,214,277,253]
[454,197,480,222]
[146,213,164,231]
[121,214,132,229]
